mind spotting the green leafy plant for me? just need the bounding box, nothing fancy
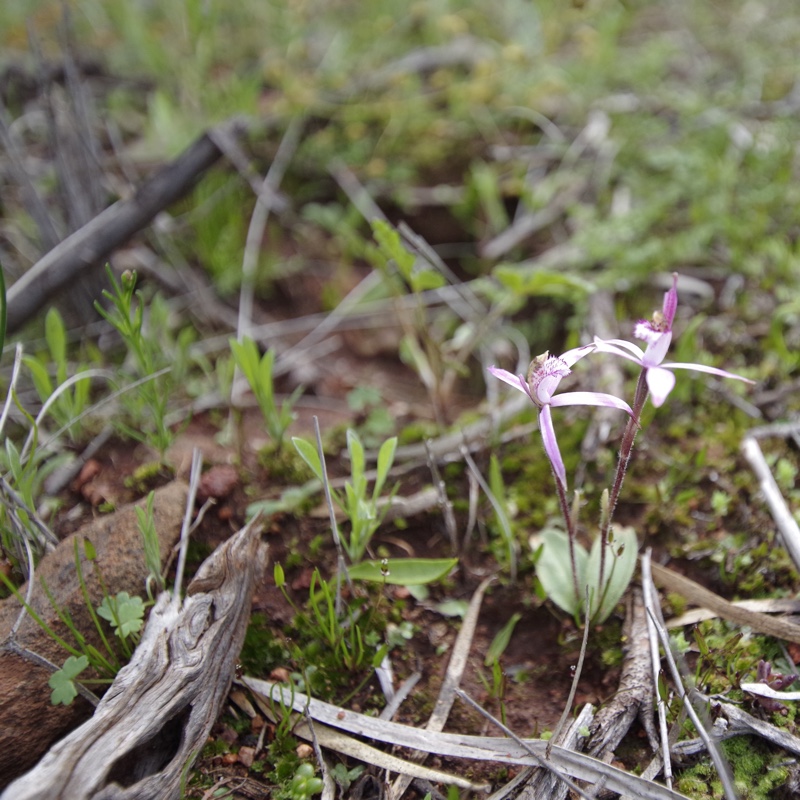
[48,655,89,706]
[330,763,364,793]
[1,532,153,705]
[94,267,175,457]
[477,611,521,725]
[135,490,164,599]
[293,429,397,562]
[96,592,146,641]
[367,220,455,425]
[23,308,93,442]
[285,565,388,674]
[230,336,303,451]
[286,763,323,800]
[0,422,69,567]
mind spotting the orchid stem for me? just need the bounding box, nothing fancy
[553,473,580,615]
[597,369,649,614]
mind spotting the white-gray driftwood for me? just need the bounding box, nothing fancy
[2,519,267,800]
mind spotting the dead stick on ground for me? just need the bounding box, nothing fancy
[6,118,249,332]
[651,562,800,644]
[388,575,494,800]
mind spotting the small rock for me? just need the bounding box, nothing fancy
[269,667,292,683]
[296,743,313,759]
[219,724,239,746]
[238,746,256,768]
[71,459,102,492]
[197,465,239,503]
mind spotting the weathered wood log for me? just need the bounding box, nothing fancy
[2,518,267,800]
[0,480,188,786]
[587,589,658,760]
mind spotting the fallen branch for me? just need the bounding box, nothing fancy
[6,118,250,332]
[588,589,658,759]
[650,562,800,644]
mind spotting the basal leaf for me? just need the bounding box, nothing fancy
[535,528,587,617]
[374,436,397,497]
[586,526,638,623]
[485,612,522,666]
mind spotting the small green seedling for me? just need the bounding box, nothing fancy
[293,429,397,562]
[49,655,89,706]
[477,611,521,725]
[287,762,323,800]
[23,308,92,442]
[230,336,303,450]
[96,592,146,640]
[94,267,175,457]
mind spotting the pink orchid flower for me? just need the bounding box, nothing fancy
[593,273,754,407]
[488,344,632,490]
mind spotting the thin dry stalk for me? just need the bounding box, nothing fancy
[460,445,517,580]
[171,448,203,604]
[548,587,592,756]
[457,688,594,800]
[641,550,673,790]
[645,607,738,800]
[313,416,350,615]
[741,435,800,572]
[235,116,303,350]
[388,575,494,800]
[424,440,457,554]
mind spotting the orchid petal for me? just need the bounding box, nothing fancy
[645,367,676,407]
[535,373,561,404]
[559,343,595,368]
[487,366,535,402]
[662,272,679,328]
[550,391,633,415]
[633,321,662,345]
[593,336,646,361]
[642,330,672,367]
[662,362,755,384]
[538,404,566,491]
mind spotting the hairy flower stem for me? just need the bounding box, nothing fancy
[552,470,580,613]
[596,369,649,611]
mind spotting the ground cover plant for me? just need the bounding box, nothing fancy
[2,1,800,798]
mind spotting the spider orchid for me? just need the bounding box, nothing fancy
[488,345,632,491]
[593,273,754,407]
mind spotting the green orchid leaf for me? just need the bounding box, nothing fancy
[535,528,587,617]
[586,526,638,623]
